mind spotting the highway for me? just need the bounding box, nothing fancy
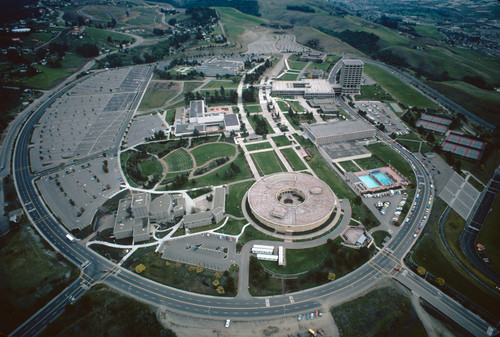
[8,66,495,337]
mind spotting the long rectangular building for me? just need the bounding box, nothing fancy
[303,120,376,145]
[271,79,335,99]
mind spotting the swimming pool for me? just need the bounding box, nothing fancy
[359,175,379,189]
[373,172,393,186]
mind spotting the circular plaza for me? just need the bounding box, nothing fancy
[247,172,338,233]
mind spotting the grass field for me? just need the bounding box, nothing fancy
[202,80,239,89]
[216,218,248,235]
[477,194,500,275]
[226,180,254,217]
[251,151,286,175]
[190,153,252,188]
[338,160,361,172]
[355,84,393,101]
[281,148,307,171]
[287,100,305,112]
[244,104,262,113]
[366,143,415,184]
[277,101,289,112]
[331,285,427,337]
[247,115,274,135]
[277,73,299,81]
[237,225,283,247]
[372,230,391,247]
[216,7,265,49]
[139,81,180,110]
[40,285,172,337]
[245,142,272,151]
[364,64,436,108]
[191,142,236,166]
[288,60,308,71]
[165,109,175,125]
[84,27,135,44]
[263,245,328,274]
[271,135,291,147]
[139,157,162,177]
[355,155,386,171]
[0,225,78,333]
[397,133,432,153]
[26,65,70,89]
[163,148,193,172]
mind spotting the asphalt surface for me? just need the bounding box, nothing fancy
[8,65,495,337]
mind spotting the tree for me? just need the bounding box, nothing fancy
[436,277,445,287]
[196,265,203,274]
[354,196,362,205]
[216,285,225,294]
[212,279,220,287]
[327,272,336,281]
[417,266,426,276]
[135,264,146,274]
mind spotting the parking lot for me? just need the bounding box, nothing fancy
[160,233,239,271]
[36,156,122,230]
[355,101,409,136]
[125,114,167,148]
[30,65,150,172]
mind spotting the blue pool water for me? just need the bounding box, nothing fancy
[359,175,379,189]
[373,172,392,185]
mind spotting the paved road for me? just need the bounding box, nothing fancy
[8,65,495,337]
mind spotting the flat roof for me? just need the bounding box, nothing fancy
[190,100,205,118]
[224,114,240,127]
[272,79,334,94]
[342,59,364,66]
[304,120,375,138]
[149,193,172,214]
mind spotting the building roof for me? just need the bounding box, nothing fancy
[342,59,364,66]
[149,193,172,214]
[184,211,213,223]
[190,100,205,118]
[304,120,375,138]
[132,192,148,208]
[213,186,226,210]
[224,114,240,127]
[272,79,334,95]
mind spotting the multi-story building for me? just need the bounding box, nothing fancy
[340,59,364,95]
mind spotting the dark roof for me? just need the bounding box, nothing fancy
[189,100,204,118]
[224,113,240,127]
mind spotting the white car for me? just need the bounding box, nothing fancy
[225,319,230,328]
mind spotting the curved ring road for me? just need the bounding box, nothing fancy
[9,65,494,337]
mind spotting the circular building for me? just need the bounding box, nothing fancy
[247,172,338,233]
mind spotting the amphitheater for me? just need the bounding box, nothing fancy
[247,172,338,233]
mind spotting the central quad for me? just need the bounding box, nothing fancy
[247,172,338,233]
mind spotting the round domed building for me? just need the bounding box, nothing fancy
[247,172,338,233]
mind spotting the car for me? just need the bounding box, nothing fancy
[310,312,315,319]
[317,329,325,336]
[394,266,401,272]
[413,233,418,238]
[225,319,230,328]
[297,314,302,321]
[306,312,310,320]
[315,310,319,317]
[318,311,323,317]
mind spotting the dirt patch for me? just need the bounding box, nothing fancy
[157,308,339,337]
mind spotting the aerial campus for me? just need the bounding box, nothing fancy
[0,1,499,337]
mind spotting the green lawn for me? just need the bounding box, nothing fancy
[251,151,286,175]
[139,157,163,176]
[139,81,180,110]
[163,148,193,172]
[245,142,272,151]
[372,230,391,247]
[26,65,70,89]
[237,225,283,248]
[202,80,239,89]
[287,100,305,112]
[84,27,135,44]
[288,60,308,71]
[271,135,291,147]
[338,160,361,172]
[366,143,415,184]
[226,180,254,217]
[354,156,386,171]
[277,101,289,112]
[364,64,436,108]
[216,218,248,235]
[247,114,274,135]
[165,109,175,125]
[355,84,393,101]
[244,104,262,113]
[281,148,307,171]
[277,73,299,81]
[191,142,236,166]
[216,7,265,47]
[262,244,328,274]
[397,134,432,153]
[190,153,252,188]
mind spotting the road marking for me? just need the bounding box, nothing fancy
[265,298,270,307]
[288,295,294,304]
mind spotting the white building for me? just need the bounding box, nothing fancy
[340,59,364,95]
